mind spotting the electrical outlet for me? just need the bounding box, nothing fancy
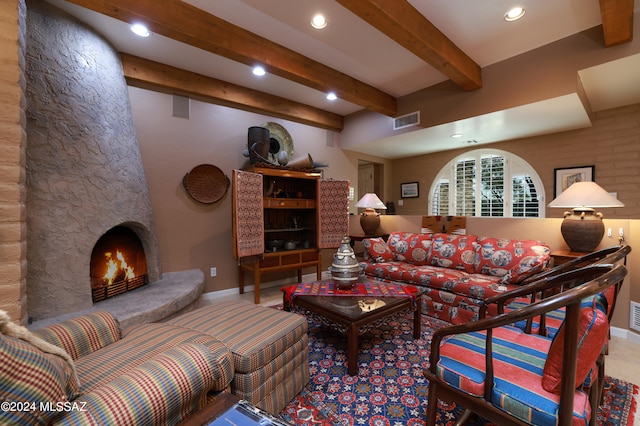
[210,267,217,277]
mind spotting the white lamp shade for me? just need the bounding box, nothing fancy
[355,193,387,210]
[548,181,624,209]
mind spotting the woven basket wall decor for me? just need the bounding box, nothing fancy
[183,164,230,204]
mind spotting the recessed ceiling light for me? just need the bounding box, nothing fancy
[252,66,266,76]
[504,7,525,22]
[130,23,150,37]
[311,14,327,29]
[326,92,337,101]
[451,133,463,138]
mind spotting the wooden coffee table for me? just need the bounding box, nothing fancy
[285,280,424,375]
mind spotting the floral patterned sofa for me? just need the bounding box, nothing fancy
[360,232,551,324]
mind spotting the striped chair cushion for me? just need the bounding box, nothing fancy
[33,311,120,360]
[75,323,234,394]
[436,326,591,425]
[0,334,79,425]
[54,343,220,426]
[505,298,565,338]
[166,301,308,374]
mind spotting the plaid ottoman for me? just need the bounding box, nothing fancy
[166,300,309,414]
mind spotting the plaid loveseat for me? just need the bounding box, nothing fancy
[1,301,308,425]
[360,232,551,324]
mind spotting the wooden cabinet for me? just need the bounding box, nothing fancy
[233,165,349,303]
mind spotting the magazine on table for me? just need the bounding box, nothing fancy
[207,400,291,426]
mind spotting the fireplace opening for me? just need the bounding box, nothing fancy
[90,226,149,302]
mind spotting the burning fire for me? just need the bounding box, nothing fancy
[103,250,135,285]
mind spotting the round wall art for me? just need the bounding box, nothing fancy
[183,164,229,204]
[262,122,294,164]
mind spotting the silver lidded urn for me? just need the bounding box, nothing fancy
[330,235,361,290]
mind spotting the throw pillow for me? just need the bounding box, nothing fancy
[474,237,550,283]
[541,294,609,394]
[362,237,394,263]
[0,315,80,424]
[386,232,433,265]
[427,233,478,273]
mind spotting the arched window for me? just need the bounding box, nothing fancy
[429,149,545,218]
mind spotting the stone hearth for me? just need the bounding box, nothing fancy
[29,269,205,331]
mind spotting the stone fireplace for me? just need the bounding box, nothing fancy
[24,0,163,322]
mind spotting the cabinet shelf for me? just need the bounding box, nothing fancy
[263,198,316,209]
[265,227,310,233]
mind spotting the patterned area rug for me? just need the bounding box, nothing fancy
[278,308,638,426]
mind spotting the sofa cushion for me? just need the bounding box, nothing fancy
[0,334,79,425]
[166,301,308,374]
[76,322,234,393]
[62,343,220,425]
[474,237,550,284]
[542,294,609,394]
[362,237,394,263]
[428,233,478,273]
[34,311,121,361]
[386,232,433,265]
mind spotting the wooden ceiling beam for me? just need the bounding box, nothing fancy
[120,54,344,132]
[336,0,482,91]
[599,0,635,47]
[66,0,397,117]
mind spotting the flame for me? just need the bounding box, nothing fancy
[103,250,135,285]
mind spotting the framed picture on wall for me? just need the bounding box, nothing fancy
[401,182,419,198]
[554,165,594,197]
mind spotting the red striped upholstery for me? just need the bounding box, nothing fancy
[33,311,120,360]
[0,334,79,425]
[55,343,222,425]
[167,302,307,374]
[167,301,310,414]
[74,322,233,394]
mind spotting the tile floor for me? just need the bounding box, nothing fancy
[205,283,640,387]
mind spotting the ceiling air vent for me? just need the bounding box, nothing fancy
[631,301,640,332]
[393,111,420,130]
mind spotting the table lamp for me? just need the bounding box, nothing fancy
[547,181,623,252]
[355,193,387,235]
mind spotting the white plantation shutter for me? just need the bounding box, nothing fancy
[480,155,504,217]
[432,181,449,215]
[455,159,475,216]
[429,149,544,218]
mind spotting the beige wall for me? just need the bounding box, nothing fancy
[0,0,26,323]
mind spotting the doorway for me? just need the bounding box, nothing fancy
[357,161,385,205]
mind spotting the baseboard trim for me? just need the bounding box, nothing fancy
[201,272,328,305]
[610,325,640,344]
